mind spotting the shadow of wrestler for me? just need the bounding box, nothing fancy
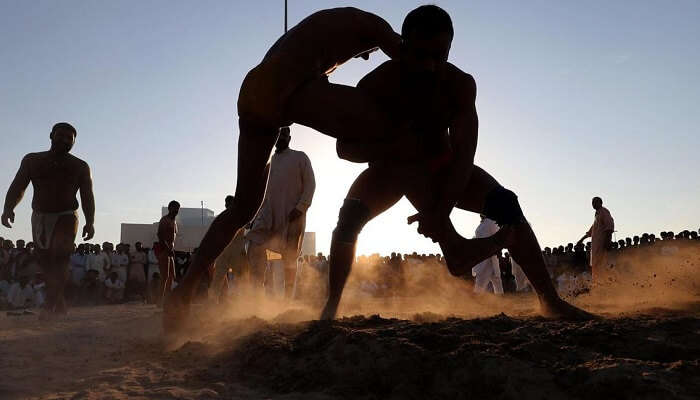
[320,5,594,321]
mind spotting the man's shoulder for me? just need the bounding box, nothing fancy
[358,60,398,88]
[66,154,90,170]
[445,63,476,92]
[288,149,311,160]
[21,152,47,164]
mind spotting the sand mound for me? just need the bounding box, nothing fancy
[210,313,700,400]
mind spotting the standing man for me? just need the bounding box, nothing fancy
[246,126,316,297]
[2,122,95,317]
[577,196,614,282]
[156,201,179,306]
[471,216,504,295]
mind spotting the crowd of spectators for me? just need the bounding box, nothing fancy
[2,228,699,310]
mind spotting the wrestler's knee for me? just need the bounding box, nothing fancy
[332,199,371,244]
[483,186,526,226]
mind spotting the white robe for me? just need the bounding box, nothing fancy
[471,218,504,294]
[246,148,316,255]
[587,206,615,273]
[511,257,531,292]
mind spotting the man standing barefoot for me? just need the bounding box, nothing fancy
[2,122,95,318]
[156,201,179,307]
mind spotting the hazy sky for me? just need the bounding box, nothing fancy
[1,0,698,255]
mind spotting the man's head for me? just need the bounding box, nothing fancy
[16,240,25,250]
[275,126,291,152]
[225,195,235,210]
[135,242,142,251]
[49,122,76,155]
[168,200,180,217]
[591,197,603,211]
[401,5,453,76]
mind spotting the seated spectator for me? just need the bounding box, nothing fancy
[79,269,101,305]
[104,271,125,303]
[111,244,129,283]
[30,272,46,307]
[7,276,34,309]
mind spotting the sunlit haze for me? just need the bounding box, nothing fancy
[1,0,699,255]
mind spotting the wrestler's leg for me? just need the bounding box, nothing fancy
[166,125,275,321]
[284,79,395,140]
[156,251,170,307]
[402,167,508,278]
[453,166,594,319]
[42,215,78,315]
[320,167,404,320]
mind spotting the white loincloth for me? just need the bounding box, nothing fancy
[31,210,78,250]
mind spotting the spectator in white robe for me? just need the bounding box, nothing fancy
[70,244,88,285]
[246,126,316,297]
[111,244,129,283]
[147,243,160,284]
[7,276,34,308]
[128,242,147,286]
[86,244,110,281]
[577,196,615,282]
[471,216,504,294]
[31,273,46,307]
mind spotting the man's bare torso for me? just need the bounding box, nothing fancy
[358,60,474,160]
[25,152,88,213]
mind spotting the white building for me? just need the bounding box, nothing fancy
[121,206,316,255]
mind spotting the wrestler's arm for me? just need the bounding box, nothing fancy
[436,73,478,217]
[79,162,95,240]
[2,155,32,228]
[362,12,401,60]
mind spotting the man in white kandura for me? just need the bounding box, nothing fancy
[246,126,315,298]
[472,215,504,294]
[577,196,615,283]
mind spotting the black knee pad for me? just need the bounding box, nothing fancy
[332,198,371,243]
[483,187,526,226]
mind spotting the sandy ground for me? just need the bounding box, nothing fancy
[2,249,700,399]
[1,295,699,400]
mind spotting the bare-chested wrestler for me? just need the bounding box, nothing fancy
[320,5,593,320]
[156,200,179,307]
[2,122,95,318]
[164,7,408,326]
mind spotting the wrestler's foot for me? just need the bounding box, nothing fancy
[540,297,598,321]
[162,288,191,332]
[319,296,340,321]
[441,225,515,276]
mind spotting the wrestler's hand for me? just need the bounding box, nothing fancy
[354,47,378,60]
[288,208,303,222]
[82,224,95,241]
[1,211,14,228]
[407,211,449,243]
